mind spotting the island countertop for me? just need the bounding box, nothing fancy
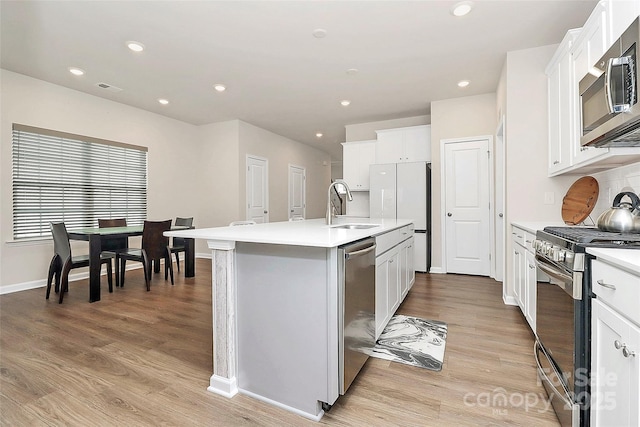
[165,217,413,248]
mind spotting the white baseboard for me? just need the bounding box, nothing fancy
[429,266,445,274]
[208,374,238,398]
[503,294,518,306]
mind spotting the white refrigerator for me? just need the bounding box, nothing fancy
[370,162,431,272]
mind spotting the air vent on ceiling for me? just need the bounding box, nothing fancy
[95,82,123,93]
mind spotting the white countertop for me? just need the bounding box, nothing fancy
[511,221,567,234]
[587,247,640,275]
[165,217,413,248]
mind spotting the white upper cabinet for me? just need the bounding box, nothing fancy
[342,140,376,191]
[546,29,579,175]
[375,125,431,164]
[608,0,640,42]
[546,0,640,176]
[572,1,608,82]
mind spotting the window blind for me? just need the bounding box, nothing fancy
[12,124,148,240]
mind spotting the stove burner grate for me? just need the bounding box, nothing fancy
[543,227,640,244]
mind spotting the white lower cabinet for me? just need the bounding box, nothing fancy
[375,226,414,339]
[591,257,640,426]
[511,225,536,332]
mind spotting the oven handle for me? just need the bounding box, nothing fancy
[534,255,582,300]
[533,342,574,407]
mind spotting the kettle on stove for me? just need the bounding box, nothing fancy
[596,191,640,233]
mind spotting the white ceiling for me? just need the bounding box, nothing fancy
[1,0,597,161]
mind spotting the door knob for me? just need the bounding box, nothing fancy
[447,213,452,217]
[499,213,504,218]
[264,210,268,214]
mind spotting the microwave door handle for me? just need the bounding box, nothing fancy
[605,58,615,114]
[606,56,634,113]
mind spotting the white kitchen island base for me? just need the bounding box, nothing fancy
[165,218,413,421]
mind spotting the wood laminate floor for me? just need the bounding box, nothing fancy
[1,259,560,426]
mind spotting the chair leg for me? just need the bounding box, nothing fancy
[46,255,59,300]
[115,257,120,288]
[58,259,72,304]
[106,261,113,293]
[175,252,181,272]
[120,259,127,287]
[165,248,174,285]
[142,251,151,291]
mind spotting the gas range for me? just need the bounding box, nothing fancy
[534,227,640,272]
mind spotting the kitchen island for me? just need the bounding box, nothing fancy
[165,217,413,420]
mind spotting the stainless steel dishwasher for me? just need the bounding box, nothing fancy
[338,237,376,394]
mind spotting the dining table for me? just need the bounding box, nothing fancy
[67,225,195,302]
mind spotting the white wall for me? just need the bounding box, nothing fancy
[430,93,498,272]
[590,162,640,219]
[345,115,430,142]
[0,70,201,289]
[238,121,331,221]
[0,71,331,292]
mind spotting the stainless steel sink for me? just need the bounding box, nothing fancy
[331,224,379,230]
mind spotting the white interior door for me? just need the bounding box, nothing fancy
[288,164,305,220]
[443,137,491,276]
[246,155,269,223]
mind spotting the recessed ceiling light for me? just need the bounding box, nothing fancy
[68,67,85,76]
[346,68,359,75]
[316,132,323,138]
[158,98,169,105]
[312,28,327,38]
[214,84,226,92]
[340,100,351,106]
[127,41,145,52]
[457,80,470,88]
[451,1,473,17]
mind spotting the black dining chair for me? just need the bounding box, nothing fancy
[46,222,113,304]
[168,217,193,272]
[116,220,174,291]
[98,218,128,287]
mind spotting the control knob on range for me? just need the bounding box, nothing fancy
[552,247,566,262]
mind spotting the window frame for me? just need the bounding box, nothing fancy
[11,123,148,240]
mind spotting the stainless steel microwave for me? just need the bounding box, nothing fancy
[579,17,640,147]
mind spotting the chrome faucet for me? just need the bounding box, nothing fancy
[326,179,353,225]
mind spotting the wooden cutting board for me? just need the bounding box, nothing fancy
[561,176,599,225]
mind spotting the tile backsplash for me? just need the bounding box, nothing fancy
[589,162,640,221]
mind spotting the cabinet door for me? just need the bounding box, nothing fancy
[608,0,640,42]
[406,237,415,291]
[399,240,409,299]
[375,254,390,339]
[548,36,575,175]
[591,299,640,427]
[342,141,376,190]
[387,248,401,314]
[525,250,537,332]
[376,130,404,164]
[403,126,430,162]
[573,2,608,82]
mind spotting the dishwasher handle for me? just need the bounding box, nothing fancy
[345,244,376,259]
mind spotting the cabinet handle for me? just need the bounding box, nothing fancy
[553,160,559,165]
[528,264,535,269]
[614,340,636,357]
[596,279,616,290]
[515,251,520,255]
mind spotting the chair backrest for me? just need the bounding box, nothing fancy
[173,217,193,247]
[98,218,128,251]
[50,222,72,262]
[230,220,256,226]
[141,220,172,259]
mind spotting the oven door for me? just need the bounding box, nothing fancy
[535,255,582,427]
